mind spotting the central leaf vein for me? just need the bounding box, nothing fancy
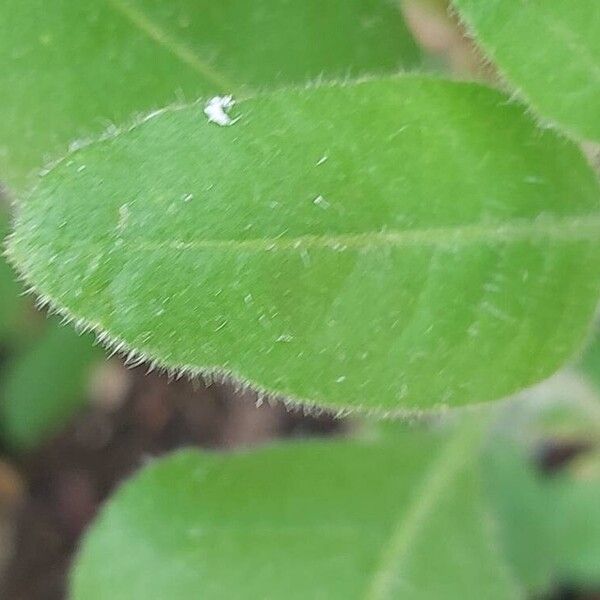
[120,215,600,252]
[365,427,479,600]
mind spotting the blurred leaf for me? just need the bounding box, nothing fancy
[8,77,600,413]
[452,0,600,140]
[0,0,420,191]
[482,387,600,592]
[0,207,21,340]
[580,326,600,391]
[72,422,522,600]
[0,319,103,450]
[73,385,600,599]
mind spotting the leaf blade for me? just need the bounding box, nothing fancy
[0,320,103,450]
[480,376,600,592]
[452,0,600,140]
[0,0,421,190]
[71,425,518,600]
[0,208,22,340]
[8,77,600,412]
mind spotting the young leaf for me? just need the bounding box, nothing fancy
[0,320,103,450]
[452,0,600,141]
[0,0,420,191]
[72,424,521,600]
[8,77,600,413]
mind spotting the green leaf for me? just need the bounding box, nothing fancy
[0,319,103,450]
[0,207,22,340]
[580,325,600,391]
[485,444,600,592]
[452,0,600,141]
[72,423,521,600]
[0,0,420,191]
[482,392,600,592]
[9,77,600,413]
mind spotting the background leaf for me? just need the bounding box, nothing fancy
[0,0,421,191]
[581,325,600,392]
[0,210,21,341]
[9,77,600,413]
[71,422,521,600]
[451,0,600,141]
[1,202,104,449]
[0,319,103,450]
[71,384,600,599]
[482,380,600,592]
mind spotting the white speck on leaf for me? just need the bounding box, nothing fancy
[117,204,130,231]
[525,175,544,185]
[68,140,85,152]
[316,156,328,166]
[313,195,330,209]
[300,249,311,266]
[204,95,239,127]
[182,193,193,202]
[276,334,294,343]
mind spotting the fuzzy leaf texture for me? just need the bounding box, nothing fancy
[0,0,420,191]
[72,422,524,600]
[8,77,600,413]
[452,0,600,141]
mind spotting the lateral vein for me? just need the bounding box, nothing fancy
[105,0,237,93]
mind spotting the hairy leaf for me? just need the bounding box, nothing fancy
[72,423,521,600]
[0,0,420,190]
[0,320,103,449]
[452,0,600,141]
[9,77,600,413]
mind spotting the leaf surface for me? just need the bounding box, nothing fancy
[0,0,420,190]
[0,207,21,339]
[72,423,520,600]
[483,380,600,592]
[452,0,600,140]
[9,77,600,412]
[581,326,600,391]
